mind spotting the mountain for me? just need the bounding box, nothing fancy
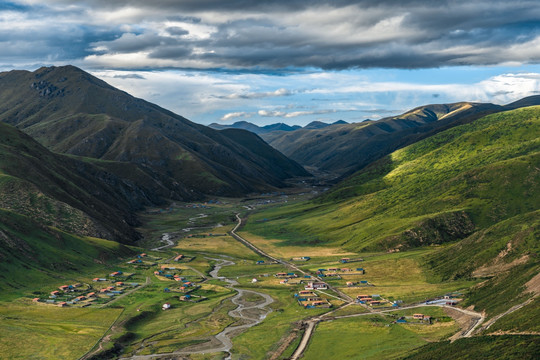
[261,102,505,176]
[303,120,345,129]
[208,121,301,134]
[0,66,309,199]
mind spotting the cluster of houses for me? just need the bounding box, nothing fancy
[35,275,139,307]
[294,290,332,309]
[356,294,387,306]
[316,267,365,276]
[126,253,159,266]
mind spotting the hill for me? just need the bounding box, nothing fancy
[261,102,504,176]
[0,66,309,199]
[245,106,540,319]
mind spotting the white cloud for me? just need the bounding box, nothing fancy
[220,111,252,121]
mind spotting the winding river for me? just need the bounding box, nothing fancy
[129,257,274,359]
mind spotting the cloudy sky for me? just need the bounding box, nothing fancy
[2,0,540,125]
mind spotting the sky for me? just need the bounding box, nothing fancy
[2,0,540,126]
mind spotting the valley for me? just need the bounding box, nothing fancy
[0,67,538,359]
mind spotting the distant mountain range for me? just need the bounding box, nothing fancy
[0,66,309,203]
[209,119,347,134]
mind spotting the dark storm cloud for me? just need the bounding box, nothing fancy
[3,0,540,70]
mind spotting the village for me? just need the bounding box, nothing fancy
[31,252,210,310]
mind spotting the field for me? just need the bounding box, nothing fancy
[0,303,121,360]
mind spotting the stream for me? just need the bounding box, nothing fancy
[129,257,274,359]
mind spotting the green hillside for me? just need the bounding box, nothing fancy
[0,209,133,299]
[247,106,539,250]
[244,106,540,321]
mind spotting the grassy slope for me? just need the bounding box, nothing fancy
[0,209,134,299]
[245,106,539,252]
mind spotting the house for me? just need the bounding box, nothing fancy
[183,282,192,287]
[446,300,458,306]
[275,272,289,278]
[50,291,60,296]
[154,271,161,275]
[32,298,40,302]
[346,282,355,287]
[179,295,191,301]
[59,285,69,291]
[75,296,86,301]
[72,283,81,288]
[164,288,170,293]
[252,278,258,283]
[357,268,365,274]
[110,271,123,277]
[357,294,370,299]
[280,279,288,284]
[174,254,184,261]
[423,316,432,323]
[305,282,327,290]
[340,258,350,263]
[87,292,96,298]
[162,303,171,310]
[396,319,407,323]
[58,302,67,307]
[413,314,424,320]
[328,268,338,272]
[256,260,264,264]
[115,282,124,286]
[299,290,315,296]
[140,253,147,257]
[174,277,183,282]
[370,301,381,306]
[100,288,109,293]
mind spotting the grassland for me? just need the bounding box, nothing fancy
[303,308,458,360]
[0,303,122,360]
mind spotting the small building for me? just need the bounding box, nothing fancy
[32,298,40,302]
[164,288,170,293]
[252,278,258,283]
[58,302,67,307]
[305,282,327,290]
[162,303,171,310]
[75,296,86,301]
[110,271,123,277]
[256,260,264,264]
[413,314,424,320]
[446,300,458,306]
[154,271,161,275]
[140,253,147,257]
[87,292,96,298]
[340,258,350,263]
[174,254,184,261]
[59,285,69,291]
[115,282,124,286]
[346,281,355,287]
[179,295,191,301]
[50,291,60,296]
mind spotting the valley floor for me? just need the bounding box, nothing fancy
[1,191,537,359]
